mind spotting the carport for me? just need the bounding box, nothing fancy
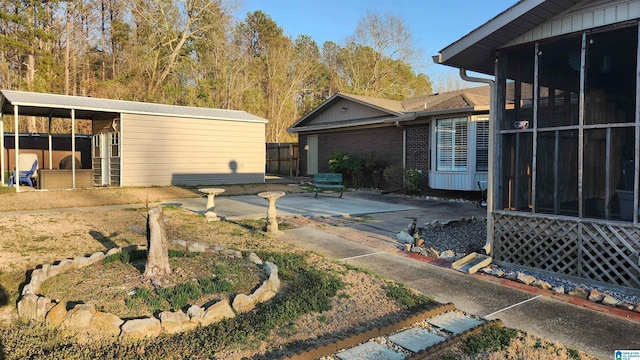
[1,90,268,192]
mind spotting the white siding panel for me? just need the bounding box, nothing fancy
[505,0,640,48]
[120,114,265,186]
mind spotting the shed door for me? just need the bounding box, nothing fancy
[307,135,318,175]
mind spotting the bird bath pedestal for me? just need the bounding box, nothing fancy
[199,188,225,222]
[258,191,286,234]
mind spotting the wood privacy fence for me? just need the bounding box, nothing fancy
[266,143,298,176]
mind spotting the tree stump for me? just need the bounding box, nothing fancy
[144,207,171,278]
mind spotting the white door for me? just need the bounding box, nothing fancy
[307,135,318,175]
[92,132,111,186]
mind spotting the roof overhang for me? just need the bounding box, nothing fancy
[0,90,267,123]
[434,0,582,74]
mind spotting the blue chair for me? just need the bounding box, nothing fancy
[8,154,38,187]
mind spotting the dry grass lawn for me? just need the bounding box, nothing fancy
[0,184,598,359]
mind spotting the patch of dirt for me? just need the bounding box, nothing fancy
[0,183,311,212]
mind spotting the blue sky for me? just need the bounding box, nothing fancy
[235,0,517,90]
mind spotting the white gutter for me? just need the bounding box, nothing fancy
[458,68,496,255]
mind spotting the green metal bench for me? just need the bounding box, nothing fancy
[313,173,344,198]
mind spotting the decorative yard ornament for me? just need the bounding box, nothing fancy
[144,207,171,278]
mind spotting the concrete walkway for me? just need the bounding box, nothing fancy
[180,190,640,360]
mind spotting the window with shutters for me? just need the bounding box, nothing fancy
[436,117,467,172]
[476,118,489,172]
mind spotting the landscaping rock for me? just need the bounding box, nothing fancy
[120,318,162,339]
[187,242,208,252]
[171,240,187,248]
[250,282,276,303]
[63,304,96,330]
[36,296,53,322]
[425,247,440,258]
[187,305,205,323]
[160,311,196,334]
[439,250,456,260]
[552,286,565,294]
[533,280,553,290]
[249,253,263,265]
[74,256,91,268]
[264,262,278,277]
[202,300,235,326]
[396,231,414,244]
[602,295,618,306]
[516,273,536,285]
[213,245,226,252]
[616,302,635,311]
[88,251,105,264]
[226,249,242,258]
[232,293,256,314]
[588,289,605,302]
[89,311,124,337]
[106,248,122,256]
[45,302,68,327]
[17,293,38,320]
[568,287,589,299]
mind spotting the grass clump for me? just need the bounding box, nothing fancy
[128,276,235,312]
[383,282,434,310]
[463,323,518,354]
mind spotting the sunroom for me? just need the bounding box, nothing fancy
[436,0,640,290]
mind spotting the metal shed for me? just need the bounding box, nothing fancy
[0,90,267,191]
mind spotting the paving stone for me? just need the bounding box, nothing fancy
[336,341,404,360]
[427,312,483,334]
[389,327,446,353]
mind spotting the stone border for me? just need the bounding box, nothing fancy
[16,245,281,340]
[283,303,456,360]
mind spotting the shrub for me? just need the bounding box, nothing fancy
[405,168,422,195]
[328,151,366,188]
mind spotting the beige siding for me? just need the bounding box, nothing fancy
[120,114,265,186]
[505,0,640,47]
[308,99,390,126]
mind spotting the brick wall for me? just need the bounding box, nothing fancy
[406,125,430,190]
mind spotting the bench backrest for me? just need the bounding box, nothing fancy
[314,173,342,183]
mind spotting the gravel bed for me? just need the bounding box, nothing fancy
[418,218,640,307]
[419,219,486,255]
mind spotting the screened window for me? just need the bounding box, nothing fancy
[437,117,467,172]
[476,118,489,171]
[497,24,638,221]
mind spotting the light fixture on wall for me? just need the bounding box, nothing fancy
[341,107,348,111]
[304,144,309,151]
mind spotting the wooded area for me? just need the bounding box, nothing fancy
[0,0,433,142]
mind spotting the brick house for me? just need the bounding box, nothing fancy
[288,88,491,191]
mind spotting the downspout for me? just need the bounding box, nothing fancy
[459,68,496,255]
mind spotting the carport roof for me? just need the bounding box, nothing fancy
[0,90,267,123]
